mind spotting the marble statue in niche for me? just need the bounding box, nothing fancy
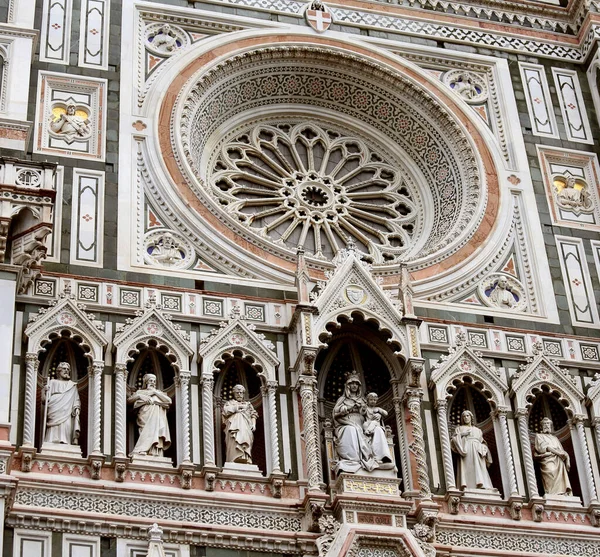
[451,410,494,489]
[149,24,178,54]
[487,277,517,309]
[222,384,258,464]
[332,372,394,473]
[148,233,184,267]
[534,417,572,496]
[50,103,91,142]
[128,373,172,457]
[43,362,80,445]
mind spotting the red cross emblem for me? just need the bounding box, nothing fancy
[306,9,332,33]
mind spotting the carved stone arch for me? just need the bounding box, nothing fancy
[112,298,194,468]
[511,352,584,416]
[510,347,597,506]
[198,308,282,476]
[429,338,520,500]
[22,288,108,458]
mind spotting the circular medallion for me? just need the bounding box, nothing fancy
[144,322,162,336]
[57,312,75,326]
[229,333,247,346]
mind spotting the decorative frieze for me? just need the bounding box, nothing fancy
[519,63,559,139]
[69,169,105,267]
[34,71,107,160]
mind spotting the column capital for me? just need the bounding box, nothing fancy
[297,374,318,389]
[25,352,38,363]
[176,370,191,387]
[404,387,424,405]
[434,398,448,411]
[570,414,586,426]
[492,407,509,419]
[592,416,600,427]
[515,408,529,419]
[89,361,104,376]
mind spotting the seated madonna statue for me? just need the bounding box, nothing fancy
[333,372,393,474]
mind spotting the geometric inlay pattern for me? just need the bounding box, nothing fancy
[14,488,302,531]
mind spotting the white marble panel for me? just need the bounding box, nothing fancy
[552,68,593,144]
[39,0,73,64]
[519,62,559,139]
[79,0,110,70]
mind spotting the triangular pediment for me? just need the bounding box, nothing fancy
[199,307,279,380]
[311,251,407,352]
[430,336,506,406]
[25,288,108,361]
[113,298,193,371]
[511,347,583,414]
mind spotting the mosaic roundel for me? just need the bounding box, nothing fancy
[173,44,488,269]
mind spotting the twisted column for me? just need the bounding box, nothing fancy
[434,399,455,490]
[516,409,538,498]
[178,371,192,464]
[405,387,431,499]
[494,407,519,496]
[23,353,39,447]
[298,374,323,491]
[266,381,281,474]
[593,417,600,478]
[90,361,104,455]
[114,364,128,457]
[200,373,215,466]
[573,415,598,503]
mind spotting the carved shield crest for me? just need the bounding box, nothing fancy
[345,285,366,305]
[305,5,332,33]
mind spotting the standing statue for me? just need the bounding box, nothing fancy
[451,410,494,490]
[534,417,572,496]
[333,372,377,473]
[49,103,91,142]
[487,277,516,309]
[222,384,258,464]
[363,392,393,465]
[127,373,172,457]
[43,362,80,445]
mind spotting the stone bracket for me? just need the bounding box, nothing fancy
[200,465,221,492]
[18,446,36,473]
[88,454,105,480]
[113,455,128,483]
[508,495,524,520]
[179,462,195,490]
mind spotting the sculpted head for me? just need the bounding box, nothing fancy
[66,103,76,115]
[496,277,508,290]
[232,384,246,401]
[541,417,553,434]
[345,372,362,396]
[143,373,157,390]
[56,362,71,380]
[366,392,378,407]
[461,410,474,425]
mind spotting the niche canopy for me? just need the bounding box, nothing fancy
[164,36,496,274]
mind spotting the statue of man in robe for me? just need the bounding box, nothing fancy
[487,276,516,309]
[451,410,494,490]
[128,373,172,457]
[534,417,572,496]
[222,384,258,464]
[44,362,80,445]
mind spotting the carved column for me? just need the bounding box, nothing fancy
[200,373,215,467]
[266,381,282,474]
[114,363,128,457]
[298,374,323,492]
[22,353,39,447]
[434,399,455,490]
[405,387,431,499]
[89,361,104,455]
[516,409,538,499]
[593,418,600,474]
[177,371,192,464]
[572,415,598,503]
[494,407,519,497]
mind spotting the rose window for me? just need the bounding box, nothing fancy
[208,122,420,262]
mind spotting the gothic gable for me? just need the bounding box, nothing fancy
[113,297,193,372]
[511,343,583,415]
[430,334,507,407]
[199,306,279,382]
[24,285,108,361]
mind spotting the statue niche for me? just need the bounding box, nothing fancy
[37,334,89,458]
[316,325,399,483]
[529,391,580,500]
[126,347,176,465]
[448,383,501,494]
[215,356,266,474]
